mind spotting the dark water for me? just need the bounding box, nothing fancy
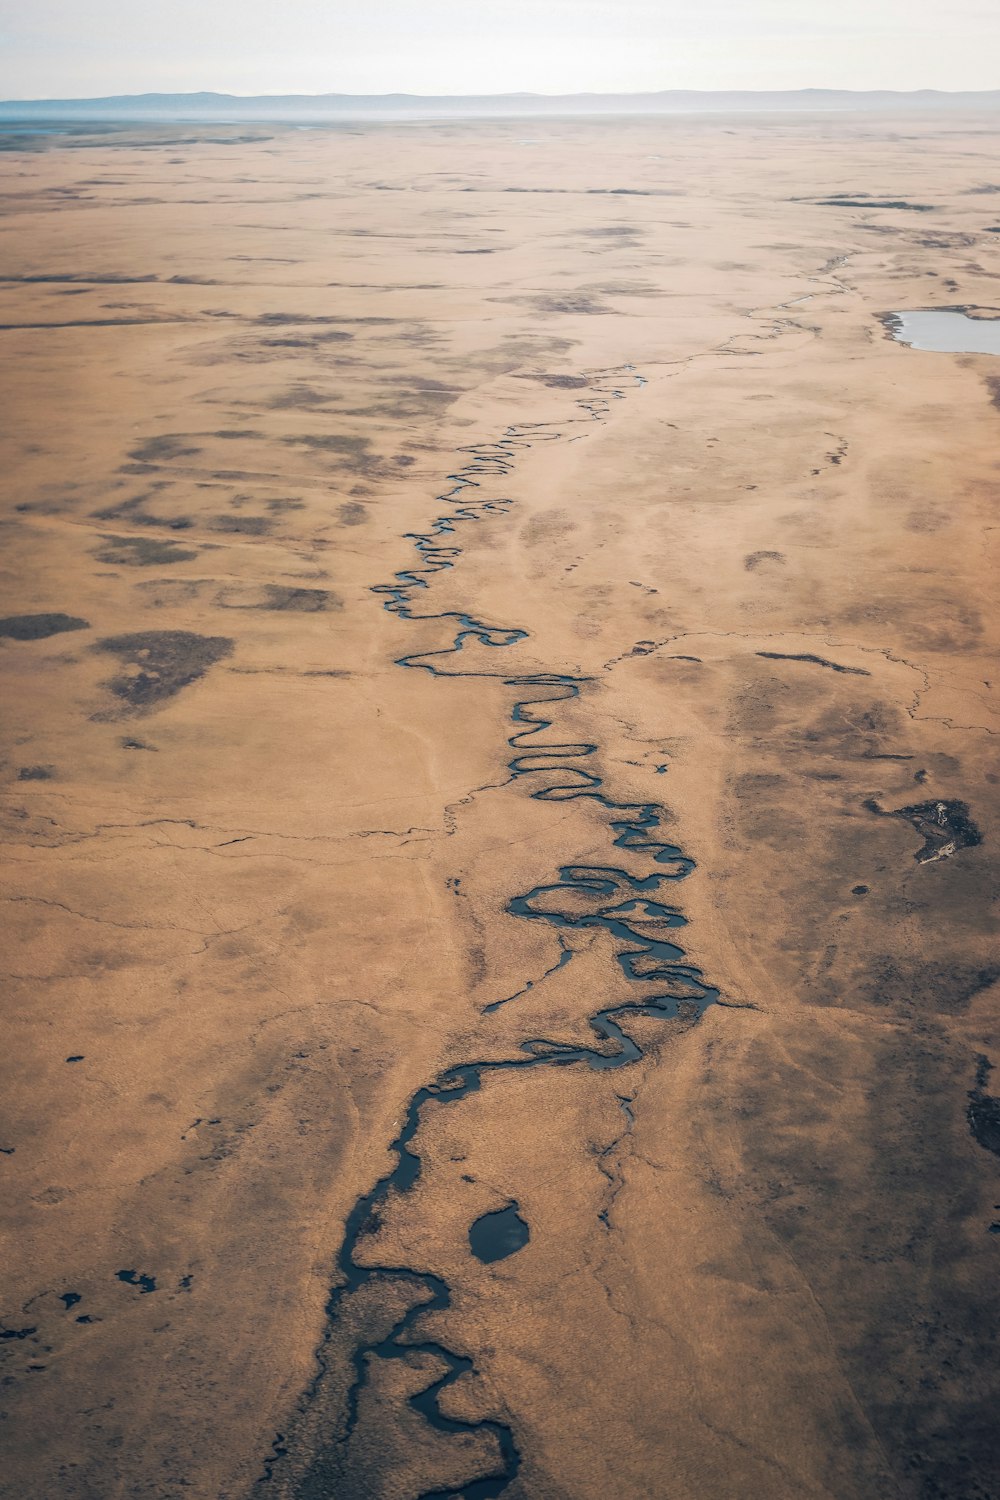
[264,368,722,1500]
[884,309,1000,354]
[470,1206,530,1264]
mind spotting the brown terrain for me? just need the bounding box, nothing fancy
[0,112,998,1500]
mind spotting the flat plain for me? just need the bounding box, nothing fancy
[0,113,998,1500]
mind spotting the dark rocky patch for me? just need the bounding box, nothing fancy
[744,550,785,570]
[864,797,983,863]
[94,630,234,710]
[0,613,89,640]
[17,766,54,781]
[93,534,198,566]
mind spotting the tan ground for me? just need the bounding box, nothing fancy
[0,113,998,1500]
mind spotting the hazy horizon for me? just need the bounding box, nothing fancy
[2,0,999,101]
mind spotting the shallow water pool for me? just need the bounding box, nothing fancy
[885,309,1000,354]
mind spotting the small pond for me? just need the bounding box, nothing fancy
[884,309,1000,354]
[469,1204,530,1264]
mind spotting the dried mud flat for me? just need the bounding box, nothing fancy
[0,114,998,1500]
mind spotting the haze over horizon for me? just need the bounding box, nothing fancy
[2,0,999,101]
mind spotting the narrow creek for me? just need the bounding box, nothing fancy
[265,368,721,1499]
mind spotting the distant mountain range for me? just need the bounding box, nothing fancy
[1,89,1000,122]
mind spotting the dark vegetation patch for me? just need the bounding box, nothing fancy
[744,550,785,570]
[254,313,367,327]
[984,375,1000,411]
[806,197,935,212]
[864,797,983,863]
[337,502,367,526]
[757,650,870,677]
[527,294,613,315]
[121,737,157,751]
[92,494,192,531]
[579,225,640,239]
[521,373,590,389]
[209,514,272,536]
[128,435,201,464]
[94,630,233,710]
[217,585,340,612]
[282,433,370,457]
[968,1057,1000,1157]
[93,534,197,566]
[0,272,158,285]
[260,332,355,348]
[917,234,977,249]
[17,766,54,780]
[865,958,1000,1017]
[0,612,89,640]
[491,293,612,317]
[266,385,335,410]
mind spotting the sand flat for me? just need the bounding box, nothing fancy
[0,114,998,1500]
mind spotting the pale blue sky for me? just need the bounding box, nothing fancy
[2,0,999,98]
